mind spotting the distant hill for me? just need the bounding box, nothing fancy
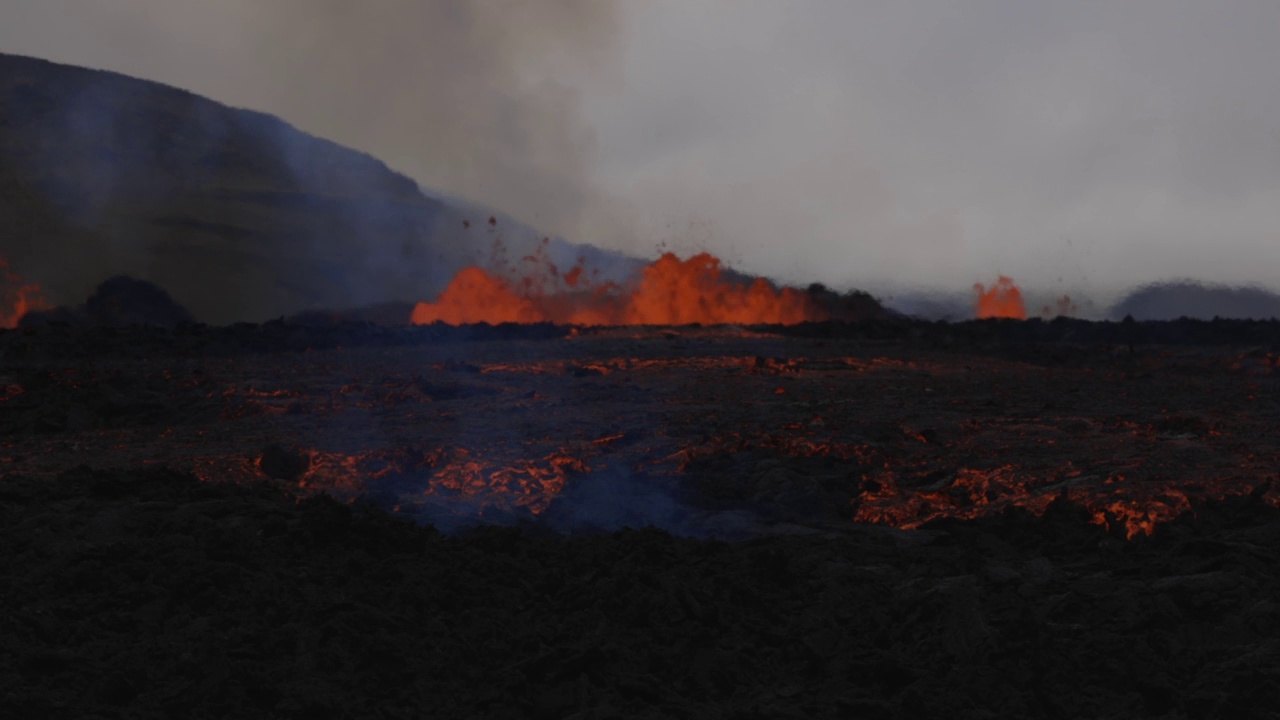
[0,52,644,324]
[1109,281,1280,321]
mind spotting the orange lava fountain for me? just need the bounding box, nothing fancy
[409,267,544,325]
[412,249,823,326]
[973,276,1027,319]
[0,255,48,328]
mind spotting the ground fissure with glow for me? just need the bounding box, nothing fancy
[410,244,826,327]
[5,320,1280,716]
[3,324,1277,538]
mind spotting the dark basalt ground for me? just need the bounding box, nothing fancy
[2,318,1280,718]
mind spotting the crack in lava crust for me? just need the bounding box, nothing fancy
[2,328,1278,537]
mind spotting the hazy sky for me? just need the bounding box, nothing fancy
[4,1,1280,300]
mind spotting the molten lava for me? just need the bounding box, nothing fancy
[409,266,543,325]
[973,276,1027,320]
[412,251,823,326]
[0,256,48,328]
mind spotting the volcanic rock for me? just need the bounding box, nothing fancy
[5,463,1280,718]
[259,443,310,481]
[3,321,1280,717]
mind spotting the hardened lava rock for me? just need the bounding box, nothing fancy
[3,465,1280,718]
[259,443,310,481]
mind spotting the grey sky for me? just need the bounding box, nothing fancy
[4,1,1280,301]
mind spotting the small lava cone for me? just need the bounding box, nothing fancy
[21,276,195,328]
[85,276,195,327]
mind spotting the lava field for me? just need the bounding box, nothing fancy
[3,318,1280,718]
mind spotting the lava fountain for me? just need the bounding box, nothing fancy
[412,248,824,326]
[974,276,1027,320]
[0,255,48,328]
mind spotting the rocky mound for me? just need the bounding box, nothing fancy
[1110,280,1280,321]
[20,275,194,328]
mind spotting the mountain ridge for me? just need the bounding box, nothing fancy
[0,52,616,324]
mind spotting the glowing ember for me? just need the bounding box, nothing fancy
[973,276,1026,320]
[0,255,48,328]
[237,444,591,516]
[413,250,823,326]
[427,449,587,513]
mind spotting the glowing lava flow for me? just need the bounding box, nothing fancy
[412,251,823,326]
[973,276,1027,319]
[0,256,47,328]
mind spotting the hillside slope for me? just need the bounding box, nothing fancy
[0,53,495,324]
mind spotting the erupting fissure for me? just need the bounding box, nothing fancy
[974,275,1027,320]
[412,241,823,326]
[0,255,47,328]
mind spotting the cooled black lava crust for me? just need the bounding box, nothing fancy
[2,318,1279,718]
